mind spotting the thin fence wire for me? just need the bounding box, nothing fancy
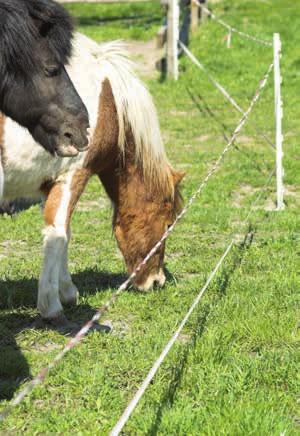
[194,0,272,47]
[111,241,235,436]
[110,166,276,435]
[0,62,273,421]
[179,41,275,149]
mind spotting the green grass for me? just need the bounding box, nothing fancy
[0,0,299,434]
[62,1,164,41]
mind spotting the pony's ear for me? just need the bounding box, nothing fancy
[26,0,74,63]
[31,17,50,36]
[171,168,185,187]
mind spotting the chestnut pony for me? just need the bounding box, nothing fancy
[0,33,184,324]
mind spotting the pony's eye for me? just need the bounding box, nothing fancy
[45,66,60,77]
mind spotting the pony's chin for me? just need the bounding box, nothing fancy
[55,143,80,157]
[55,138,90,157]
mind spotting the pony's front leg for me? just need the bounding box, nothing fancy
[38,169,90,321]
[38,176,73,321]
[38,225,67,320]
[59,228,79,306]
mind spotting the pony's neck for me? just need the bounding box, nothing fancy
[98,152,146,212]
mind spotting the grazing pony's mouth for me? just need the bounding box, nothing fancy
[135,268,166,291]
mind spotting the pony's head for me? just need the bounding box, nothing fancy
[0,0,89,157]
[112,164,185,291]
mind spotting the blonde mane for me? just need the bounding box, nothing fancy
[76,34,173,196]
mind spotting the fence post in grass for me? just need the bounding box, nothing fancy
[200,0,209,23]
[273,33,285,210]
[191,0,199,33]
[167,0,179,80]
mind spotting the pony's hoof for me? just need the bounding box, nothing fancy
[47,312,69,327]
[31,313,78,333]
[45,313,79,333]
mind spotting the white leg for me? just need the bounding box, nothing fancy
[38,172,74,319]
[38,225,67,318]
[59,229,79,305]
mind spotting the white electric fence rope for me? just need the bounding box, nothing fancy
[0,62,273,421]
[179,41,275,149]
[194,0,272,47]
[110,240,234,436]
[110,166,276,436]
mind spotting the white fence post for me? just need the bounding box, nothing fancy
[273,33,284,210]
[167,0,179,80]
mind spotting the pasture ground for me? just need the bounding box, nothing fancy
[0,0,299,434]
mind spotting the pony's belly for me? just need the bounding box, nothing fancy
[2,119,86,201]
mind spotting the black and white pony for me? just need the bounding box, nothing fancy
[0,0,90,162]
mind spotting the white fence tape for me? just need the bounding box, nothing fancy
[194,0,272,47]
[179,41,274,149]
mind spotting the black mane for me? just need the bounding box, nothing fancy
[0,0,73,80]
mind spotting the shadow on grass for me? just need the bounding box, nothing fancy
[0,269,127,310]
[0,299,112,401]
[186,85,232,143]
[0,260,191,402]
[0,313,33,401]
[0,266,176,401]
[0,269,126,400]
[147,229,254,435]
[185,85,268,173]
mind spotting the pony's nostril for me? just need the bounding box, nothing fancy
[64,132,73,141]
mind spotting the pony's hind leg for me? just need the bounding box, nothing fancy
[38,174,74,321]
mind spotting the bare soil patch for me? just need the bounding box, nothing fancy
[125,39,163,78]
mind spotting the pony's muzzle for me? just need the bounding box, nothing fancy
[56,126,90,157]
[136,268,166,292]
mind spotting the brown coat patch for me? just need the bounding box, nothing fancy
[61,79,121,229]
[43,182,63,226]
[66,168,91,228]
[85,78,119,174]
[98,142,174,285]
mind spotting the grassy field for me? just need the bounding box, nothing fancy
[0,0,299,434]
[63,1,164,41]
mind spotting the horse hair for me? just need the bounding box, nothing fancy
[0,0,73,82]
